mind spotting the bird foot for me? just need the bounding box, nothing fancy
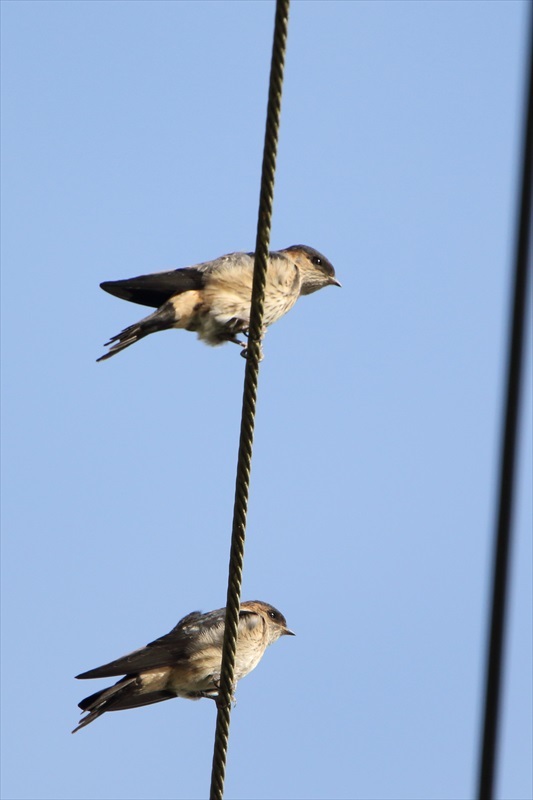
[214,692,236,710]
[240,342,264,361]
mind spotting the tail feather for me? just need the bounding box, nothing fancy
[72,677,176,733]
[72,677,137,733]
[97,304,177,362]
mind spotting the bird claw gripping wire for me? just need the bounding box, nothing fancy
[240,345,264,361]
[239,327,266,360]
[215,685,236,711]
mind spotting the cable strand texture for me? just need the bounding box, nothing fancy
[209,3,290,799]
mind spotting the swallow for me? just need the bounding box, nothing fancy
[97,245,340,361]
[72,600,294,733]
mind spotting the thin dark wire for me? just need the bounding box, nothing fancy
[209,3,290,799]
[477,10,533,800]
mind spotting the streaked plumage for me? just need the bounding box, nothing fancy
[97,245,340,361]
[72,600,294,733]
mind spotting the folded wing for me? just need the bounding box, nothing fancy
[100,268,206,308]
[76,608,259,679]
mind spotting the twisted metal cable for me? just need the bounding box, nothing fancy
[209,2,290,798]
[477,10,533,800]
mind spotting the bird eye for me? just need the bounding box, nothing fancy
[312,256,323,266]
[268,610,278,620]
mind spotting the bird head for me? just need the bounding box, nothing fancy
[282,244,341,296]
[241,600,295,644]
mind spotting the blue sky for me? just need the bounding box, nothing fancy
[1,2,531,799]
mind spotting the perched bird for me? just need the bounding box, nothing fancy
[72,600,294,733]
[97,245,340,361]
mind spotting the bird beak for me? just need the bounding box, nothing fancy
[329,277,342,287]
[283,627,296,636]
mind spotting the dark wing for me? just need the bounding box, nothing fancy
[76,611,208,679]
[100,267,206,309]
[76,607,259,680]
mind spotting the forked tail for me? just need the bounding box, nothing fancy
[97,304,176,361]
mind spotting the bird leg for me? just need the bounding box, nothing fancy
[227,336,247,348]
[240,328,265,361]
[214,683,237,709]
[188,689,218,700]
